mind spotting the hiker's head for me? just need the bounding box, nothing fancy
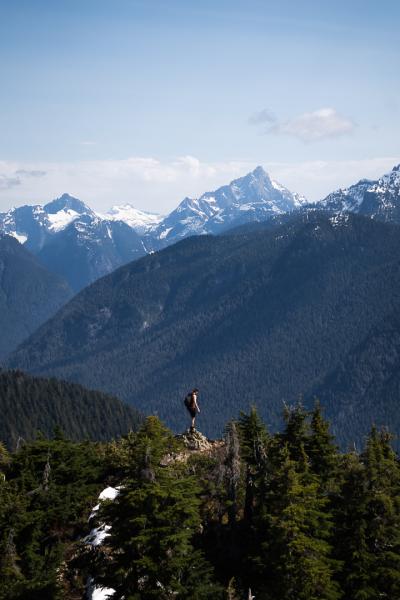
[193,388,199,393]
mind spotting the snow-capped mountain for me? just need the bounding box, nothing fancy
[0,168,307,290]
[150,166,307,248]
[0,194,147,291]
[102,204,162,234]
[0,203,53,252]
[318,164,400,222]
[45,194,91,232]
[37,215,146,292]
[0,193,93,253]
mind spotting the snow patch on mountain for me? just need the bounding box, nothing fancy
[102,204,163,234]
[151,166,307,247]
[318,164,400,221]
[47,209,80,232]
[9,231,28,244]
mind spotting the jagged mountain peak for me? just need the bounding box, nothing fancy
[151,166,306,247]
[44,193,91,215]
[252,164,267,176]
[232,164,271,186]
[318,164,400,221]
[380,163,400,186]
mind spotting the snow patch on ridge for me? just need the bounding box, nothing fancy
[159,227,172,239]
[47,209,80,232]
[103,204,162,234]
[9,231,27,244]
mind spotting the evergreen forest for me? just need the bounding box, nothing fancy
[9,213,400,448]
[1,404,399,599]
[0,370,143,449]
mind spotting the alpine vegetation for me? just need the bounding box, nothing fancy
[1,406,400,599]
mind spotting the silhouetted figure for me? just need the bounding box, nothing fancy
[184,388,200,431]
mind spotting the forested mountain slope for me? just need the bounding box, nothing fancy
[313,309,400,448]
[8,212,400,446]
[0,235,72,359]
[0,370,143,449]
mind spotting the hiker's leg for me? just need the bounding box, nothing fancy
[191,415,195,429]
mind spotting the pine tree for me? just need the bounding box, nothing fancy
[0,434,105,599]
[94,416,221,599]
[280,403,310,472]
[307,401,339,490]
[336,428,400,599]
[0,480,26,600]
[238,407,270,526]
[223,421,242,528]
[256,443,342,600]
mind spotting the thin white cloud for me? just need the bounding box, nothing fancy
[0,155,398,211]
[0,157,250,213]
[268,108,356,142]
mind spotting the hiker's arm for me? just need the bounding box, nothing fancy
[194,399,200,412]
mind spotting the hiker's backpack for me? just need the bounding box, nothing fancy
[184,393,193,409]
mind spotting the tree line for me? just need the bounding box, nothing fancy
[1,403,400,599]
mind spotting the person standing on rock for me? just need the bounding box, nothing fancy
[184,388,200,431]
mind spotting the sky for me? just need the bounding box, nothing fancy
[0,0,399,214]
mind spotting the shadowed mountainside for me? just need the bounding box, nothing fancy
[8,212,400,447]
[0,235,72,360]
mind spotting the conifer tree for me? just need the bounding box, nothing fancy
[335,428,400,599]
[94,416,221,599]
[280,403,310,472]
[224,421,242,528]
[0,481,26,600]
[238,407,270,525]
[307,401,339,489]
[255,443,342,600]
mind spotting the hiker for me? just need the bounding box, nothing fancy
[184,388,200,431]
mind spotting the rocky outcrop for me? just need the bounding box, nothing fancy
[160,429,224,466]
[176,428,217,452]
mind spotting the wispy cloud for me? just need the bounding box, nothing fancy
[249,107,356,142]
[0,156,249,213]
[0,175,21,190]
[0,169,46,191]
[15,169,47,178]
[268,108,356,142]
[248,108,276,126]
[0,155,399,211]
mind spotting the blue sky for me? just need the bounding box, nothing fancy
[0,0,399,212]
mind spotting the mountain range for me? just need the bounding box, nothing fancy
[2,164,400,292]
[146,165,306,249]
[8,210,400,448]
[0,168,305,290]
[0,194,146,291]
[319,164,400,220]
[4,163,400,447]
